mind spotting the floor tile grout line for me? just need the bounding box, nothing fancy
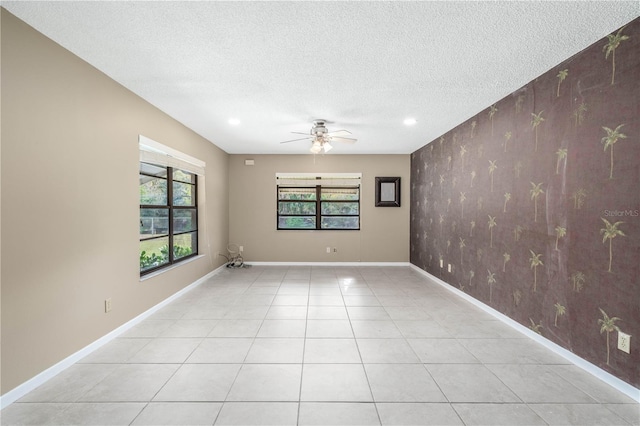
[378,270,521,411]
[126,401,150,425]
[517,401,564,426]
[214,269,275,424]
[296,269,312,426]
[546,364,613,405]
[343,273,383,425]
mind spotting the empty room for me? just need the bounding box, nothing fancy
[1,2,639,425]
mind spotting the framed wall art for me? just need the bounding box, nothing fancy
[375,177,401,207]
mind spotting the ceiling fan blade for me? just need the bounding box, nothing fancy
[279,136,313,144]
[291,131,312,136]
[330,137,357,144]
[326,130,352,137]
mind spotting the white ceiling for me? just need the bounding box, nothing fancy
[3,1,639,155]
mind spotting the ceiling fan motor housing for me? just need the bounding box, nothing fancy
[312,120,328,136]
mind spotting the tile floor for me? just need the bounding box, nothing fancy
[2,266,638,425]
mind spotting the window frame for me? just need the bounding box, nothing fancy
[140,162,198,276]
[277,184,360,231]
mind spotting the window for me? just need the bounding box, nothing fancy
[138,135,205,276]
[277,182,360,230]
[140,162,198,274]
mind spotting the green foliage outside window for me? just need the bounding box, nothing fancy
[139,245,193,270]
[140,162,198,274]
[277,186,359,230]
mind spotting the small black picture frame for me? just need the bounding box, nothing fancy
[375,177,401,207]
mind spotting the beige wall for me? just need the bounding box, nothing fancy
[229,155,410,262]
[0,8,410,396]
[0,10,229,394]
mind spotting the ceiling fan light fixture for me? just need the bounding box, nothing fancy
[310,143,322,154]
[280,121,357,154]
[403,117,417,126]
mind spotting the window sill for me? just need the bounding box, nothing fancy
[139,254,205,282]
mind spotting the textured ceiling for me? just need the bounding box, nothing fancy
[3,1,639,154]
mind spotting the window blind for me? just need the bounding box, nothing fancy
[139,135,205,176]
[275,173,361,187]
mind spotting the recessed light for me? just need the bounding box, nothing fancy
[403,118,417,126]
[228,118,241,126]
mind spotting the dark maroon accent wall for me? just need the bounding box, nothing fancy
[410,17,640,388]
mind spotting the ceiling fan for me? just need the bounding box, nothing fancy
[280,120,357,153]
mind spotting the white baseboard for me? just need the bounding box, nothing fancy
[245,261,411,267]
[0,264,227,410]
[409,264,640,403]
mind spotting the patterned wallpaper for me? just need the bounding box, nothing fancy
[410,17,640,388]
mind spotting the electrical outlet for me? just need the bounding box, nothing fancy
[239,246,244,252]
[105,298,112,313]
[448,264,452,273]
[618,331,631,354]
[326,247,331,253]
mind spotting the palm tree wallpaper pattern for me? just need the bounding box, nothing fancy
[410,18,639,388]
